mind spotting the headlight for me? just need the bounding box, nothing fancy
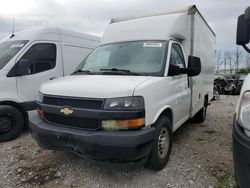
[104,96,144,110]
[238,91,250,130]
[102,96,145,130]
[38,92,44,102]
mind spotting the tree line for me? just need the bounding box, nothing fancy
[215,46,250,75]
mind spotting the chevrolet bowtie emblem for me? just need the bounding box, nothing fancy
[60,107,73,115]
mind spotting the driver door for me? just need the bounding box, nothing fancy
[168,41,191,128]
[16,42,62,102]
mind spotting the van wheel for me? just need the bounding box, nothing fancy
[0,105,24,142]
[192,102,207,123]
[146,116,172,170]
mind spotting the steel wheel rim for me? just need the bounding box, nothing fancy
[0,116,13,133]
[214,90,220,100]
[157,127,170,159]
[214,91,220,100]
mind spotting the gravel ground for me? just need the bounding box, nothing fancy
[0,96,238,188]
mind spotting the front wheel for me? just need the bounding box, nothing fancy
[146,116,172,171]
[0,105,24,142]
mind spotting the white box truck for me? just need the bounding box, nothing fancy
[233,7,250,188]
[0,27,100,142]
[30,5,215,170]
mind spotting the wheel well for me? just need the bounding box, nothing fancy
[0,101,28,128]
[158,108,173,131]
[204,94,209,107]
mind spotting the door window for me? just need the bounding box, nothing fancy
[18,43,56,75]
[169,43,186,69]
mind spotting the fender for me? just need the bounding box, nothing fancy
[152,104,173,125]
[0,96,22,104]
[0,96,36,111]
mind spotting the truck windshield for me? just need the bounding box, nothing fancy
[76,41,167,76]
[0,40,29,70]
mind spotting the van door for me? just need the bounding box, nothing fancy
[16,42,62,105]
[168,42,191,128]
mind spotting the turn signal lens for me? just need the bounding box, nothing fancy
[102,118,145,130]
[37,108,44,119]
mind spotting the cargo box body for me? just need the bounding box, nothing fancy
[101,5,215,117]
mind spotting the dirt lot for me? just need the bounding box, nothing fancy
[0,96,238,188]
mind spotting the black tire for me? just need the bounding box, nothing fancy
[192,100,207,123]
[234,85,242,95]
[0,105,24,142]
[146,116,172,171]
[234,176,240,188]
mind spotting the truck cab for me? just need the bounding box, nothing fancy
[0,27,100,142]
[30,5,215,170]
[233,6,250,188]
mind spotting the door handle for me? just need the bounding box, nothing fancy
[49,77,57,80]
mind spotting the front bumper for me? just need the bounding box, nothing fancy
[30,115,155,166]
[233,116,250,188]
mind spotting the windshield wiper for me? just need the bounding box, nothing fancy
[72,69,94,75]
[100,68,140,75]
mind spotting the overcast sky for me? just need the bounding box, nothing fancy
[0,0,249,51]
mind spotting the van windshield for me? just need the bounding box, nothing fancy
[76,41,167,76]
[0,40,29,70]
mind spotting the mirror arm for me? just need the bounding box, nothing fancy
[179,68,189,74]
[242,44,250,53]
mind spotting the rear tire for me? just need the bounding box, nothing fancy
[0,105,24,142]
[146,116,172,171]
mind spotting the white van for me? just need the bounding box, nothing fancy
[0,27,100,142]
[30,5,215,170]
[233,7,250,187]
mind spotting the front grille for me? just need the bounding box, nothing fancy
[43,96,103,110]
[44,113,100,130]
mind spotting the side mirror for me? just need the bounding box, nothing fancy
[236,14,250,46]
[245,7,250,22]
[7,59,31,77]
[16,59,31,76]
[236,7,250,53]
[187,56,201,77]
[168,64,180,76]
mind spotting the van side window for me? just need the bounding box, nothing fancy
[169,43,186,69]
[18,43,56,75]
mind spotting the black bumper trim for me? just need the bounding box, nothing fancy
[20,101,37,111]
[233,115,250,188]
[30,116,155,164]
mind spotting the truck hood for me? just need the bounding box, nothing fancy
[40,75,152,98]
[0,69,7,76]
[236,74,250,113]
[240,74,250,93]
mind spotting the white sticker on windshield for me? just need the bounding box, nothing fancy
[10,44,25,48]
[143,43,163,48]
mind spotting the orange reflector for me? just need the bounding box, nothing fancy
[37,108,44,119]
[102,118,145,130]
[119,118,145,128]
